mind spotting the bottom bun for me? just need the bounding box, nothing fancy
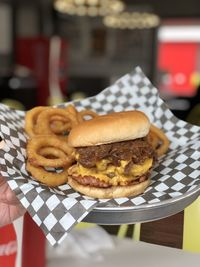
[67,176,150,199]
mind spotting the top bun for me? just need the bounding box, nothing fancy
[68,110,150,147]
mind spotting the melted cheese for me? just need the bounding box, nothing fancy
[76,158,153,186]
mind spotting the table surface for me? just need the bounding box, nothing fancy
[47,237,200,267]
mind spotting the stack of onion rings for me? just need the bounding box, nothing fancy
[25,104,99,187]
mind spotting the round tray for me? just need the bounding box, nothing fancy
[83,187,200,225]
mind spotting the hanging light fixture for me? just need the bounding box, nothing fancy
[103,11,160,29]
[54,0,125,17]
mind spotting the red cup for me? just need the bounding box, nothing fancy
[0,224,17,267]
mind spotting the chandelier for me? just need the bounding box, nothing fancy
[103,11,160,29]
[54,0,125,17]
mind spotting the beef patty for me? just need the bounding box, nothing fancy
[71,171,151,188]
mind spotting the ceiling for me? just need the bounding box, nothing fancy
[124,0,200,18]
[2,0,200,19]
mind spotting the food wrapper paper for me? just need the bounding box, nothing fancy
[0,67,200,245]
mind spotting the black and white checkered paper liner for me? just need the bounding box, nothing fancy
[0,67,200,245]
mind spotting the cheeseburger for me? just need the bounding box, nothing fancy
[67,110,156,199]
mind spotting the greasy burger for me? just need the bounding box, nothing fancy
[67,110,156,199]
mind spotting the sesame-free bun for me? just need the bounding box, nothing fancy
[68,110,150,147]
[68,175,150,199]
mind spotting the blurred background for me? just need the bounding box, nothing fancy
[1,0,200,123]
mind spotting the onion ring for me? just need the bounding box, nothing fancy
[26,162,69,187]
[50,121,72,134]
[27,136,74,168]
[39,147,67,159]
[50,119,72,134]
[34,108,77,136]
[149,124,170,157]
[147,130,160,150]
[25,106,48,138]
[65,104,80,125]
[77,109,98,123]
[50,109,79,133]
[66,104,78,117]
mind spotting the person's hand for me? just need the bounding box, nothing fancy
[0,175,25,227]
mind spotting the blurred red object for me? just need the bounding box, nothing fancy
[158,42,198,97]
[0,224,17,267]
[22,213,46,267]
[15,37,68,106]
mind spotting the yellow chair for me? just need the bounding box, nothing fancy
[183,197,200,252]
